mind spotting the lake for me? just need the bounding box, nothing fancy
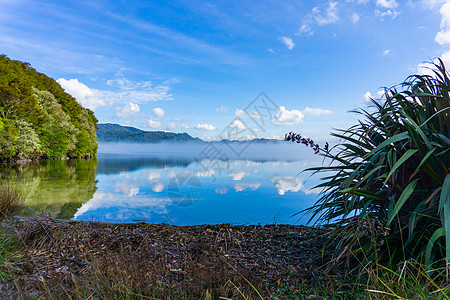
[0,142,323,225]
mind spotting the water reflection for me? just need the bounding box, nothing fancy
[0,158,97,219]
[2,145,322,225]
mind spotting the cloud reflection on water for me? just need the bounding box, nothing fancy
[72,143,324,224]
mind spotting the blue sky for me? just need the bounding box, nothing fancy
[0,0,448,141]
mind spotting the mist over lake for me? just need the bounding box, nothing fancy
[2,142,322,225]
[97,141,319,162]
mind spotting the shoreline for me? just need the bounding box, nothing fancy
[1,216,342,299]
[12,215,315,227]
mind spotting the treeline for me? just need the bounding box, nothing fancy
[0,55,98,161]
[97,123,202,143]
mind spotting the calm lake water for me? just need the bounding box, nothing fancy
[1,142,322,225]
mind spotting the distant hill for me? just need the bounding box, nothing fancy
[96,123,203,143]
[96,123,283,144]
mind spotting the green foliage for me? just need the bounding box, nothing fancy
[0,118,19,159]
[295,59,450,268]
[0,55,98,160]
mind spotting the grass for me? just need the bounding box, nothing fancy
[0,184,25,221]
[0,184,24,284]
[364,260,450,299]
[0,228,20,282]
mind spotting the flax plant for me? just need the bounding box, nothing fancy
[287,59,449,269]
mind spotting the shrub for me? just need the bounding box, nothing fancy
[286,59,449,269]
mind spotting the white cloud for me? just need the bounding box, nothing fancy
[167,122,176,130]
[229,119,248,131]
[297,24,313,35]
[272,106,304,125]
[74,192,171,221]
[105,77,174,103]
[377,90,387,98]
[115,102,140,118]
[181,123,190,129]
[57,78,106,110]
[151,183,164,193]
[146,118,161,129]
[442,50,450,67]
[363,91,373,102]
[234,182,261,192]
[417,61,434,76]
[302,107,332,115]
[376,0,398,9]
[268,48,275,54]
[304,187,322,195]
[418,0,450,74]
[196,169,215,177]
[215,187,229,194]
[234,109,245,117]
[146,171,161,182]
[271,176,304,195]
[351,13,361,23]
[418,52,450,76]
[280,36,295,50]
[216,106,228,113]
[346,0,370,3]
[229,171,249,181]
[375,9,399,19]
[313,1,339,25]
[420,0,445,9]
[436,30,450,45]
[435,1,450,45]
[152,107,165,117]
[115,181,139,197]
[234,109,261,119]
[166,170,176,178]
[383,49,391,56]
[195,123,216,131]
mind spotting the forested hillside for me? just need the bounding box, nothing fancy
[97,123,202,143]
[0,55,98,161]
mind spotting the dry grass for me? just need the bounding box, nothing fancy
[0,217,344,299]
[3,218,447,299]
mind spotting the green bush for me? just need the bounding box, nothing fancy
[287,59,449,269]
